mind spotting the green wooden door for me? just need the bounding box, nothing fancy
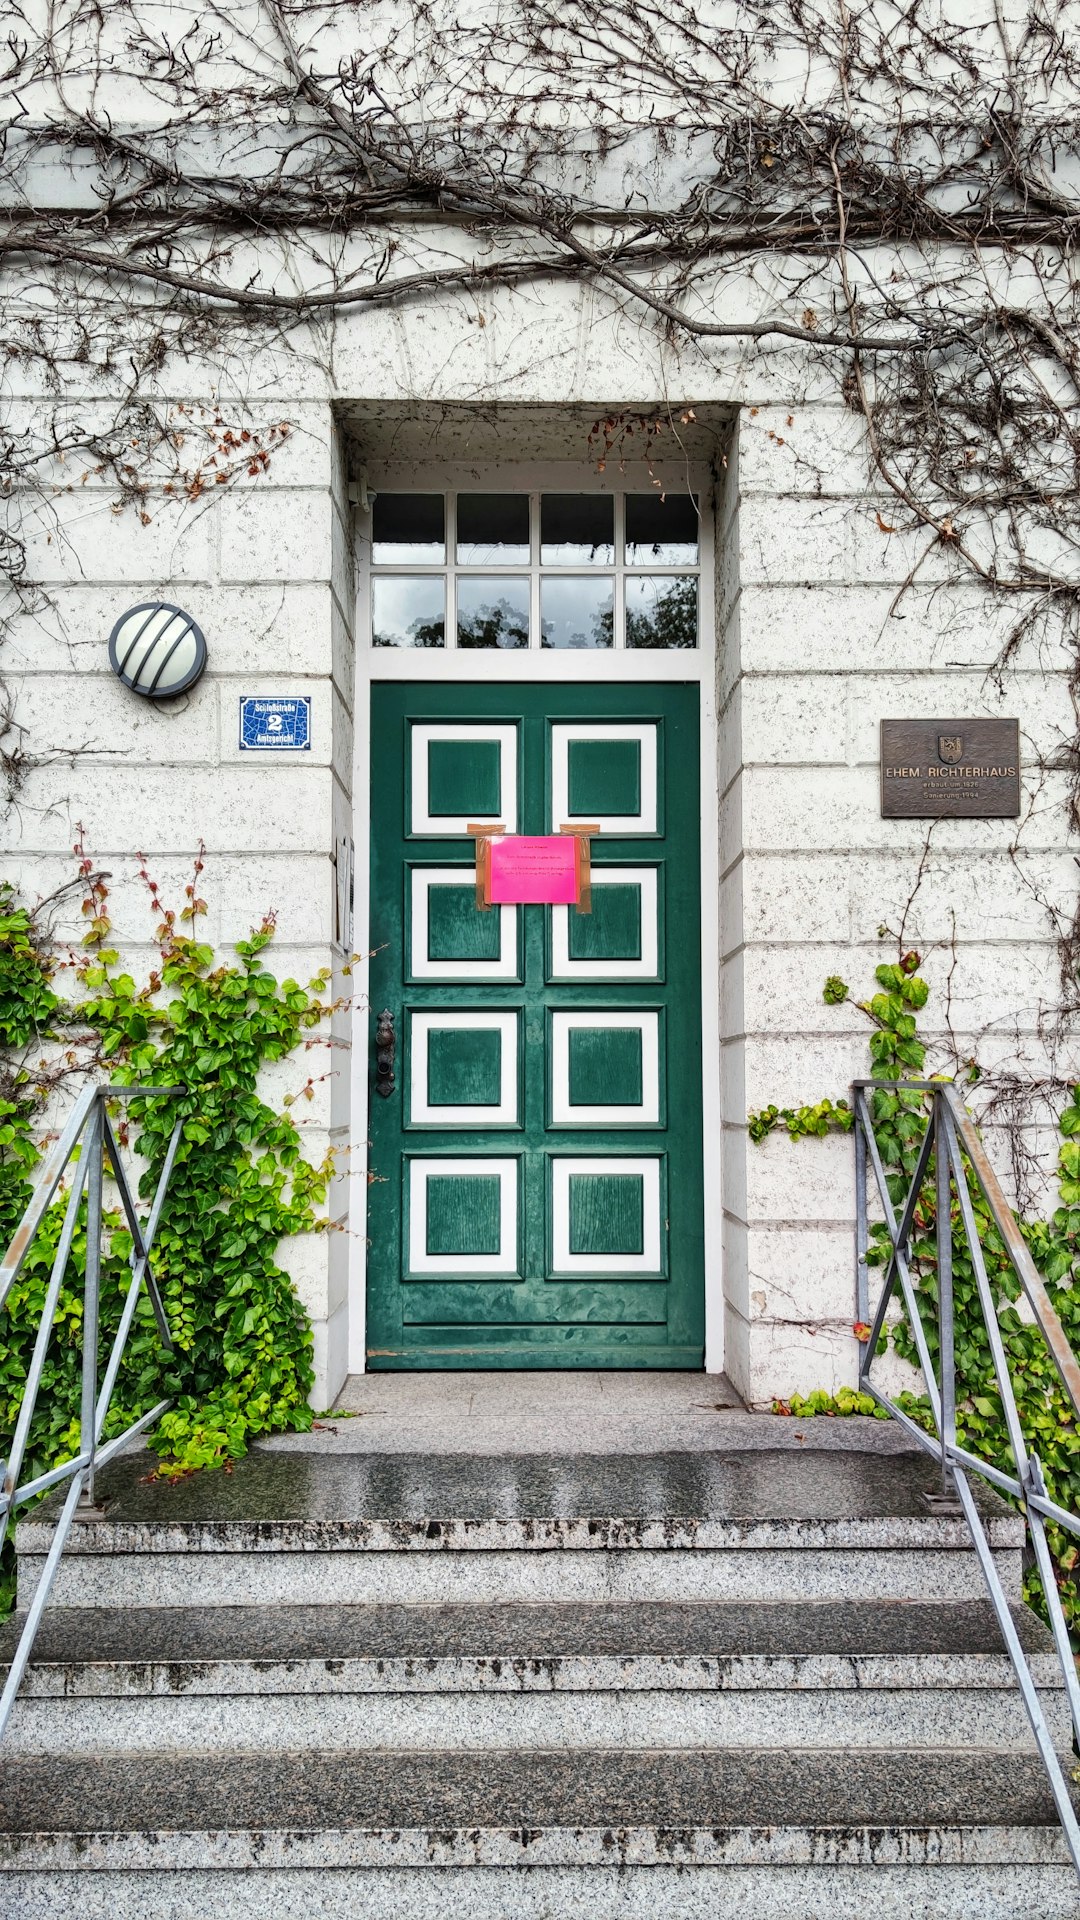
[366,683,705,1368]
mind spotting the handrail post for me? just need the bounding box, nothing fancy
[855,1102,869,1337]
[935,1089,956,1496]
[79,1094,104,1509]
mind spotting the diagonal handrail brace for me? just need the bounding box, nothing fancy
[854,1078,1080,1879]
[0,1082,186,1740]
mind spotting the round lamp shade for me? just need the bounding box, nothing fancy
[108,603,207,699]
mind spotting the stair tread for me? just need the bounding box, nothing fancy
[20,1447,1022,1551]
[0,1598,1055,1668]
[0,1747,1075,1835]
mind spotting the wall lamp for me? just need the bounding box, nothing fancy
[108,603,207,699]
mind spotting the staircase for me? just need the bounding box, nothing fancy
[1,1396,1078,1919]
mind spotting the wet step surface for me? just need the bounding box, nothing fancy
[22,1445,1019,1543]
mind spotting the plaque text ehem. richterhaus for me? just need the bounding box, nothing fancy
[880,719,1020,818]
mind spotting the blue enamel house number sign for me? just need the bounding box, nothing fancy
[239,695,311,751]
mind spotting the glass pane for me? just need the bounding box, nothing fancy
[372,494,445,564]
[625,492,699,565]
[540,494,614,565]
[457,494,530,565]
[625,576,698,650]
[457,577,530,649]
[372,576,446,648]
[541,576,614,650]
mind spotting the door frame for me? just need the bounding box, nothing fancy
[347,456,724,1373]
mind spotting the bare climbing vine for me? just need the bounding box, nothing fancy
[1,2,1079,995]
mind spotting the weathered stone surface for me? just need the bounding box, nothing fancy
[5,1861,1080,1920]
[0,1746,1075,1843]
[1,1596,1053,1668]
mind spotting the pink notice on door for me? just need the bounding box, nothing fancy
[488,835,579,905]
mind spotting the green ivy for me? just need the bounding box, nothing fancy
[751,958,1080,1633]
[0,883,61,1236]
[774,1387,889,1420]
[0,864,332,1610]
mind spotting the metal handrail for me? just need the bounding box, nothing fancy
[854,1077,1080,1872]
[0,1082,185,1740]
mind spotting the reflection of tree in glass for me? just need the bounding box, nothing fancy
[457,598,529,649]
[402,616,446,648]
[626,577,697,649]
[541,602,614,649]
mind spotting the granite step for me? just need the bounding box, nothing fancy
[16,1447,1025,1609]
[0,1598,1068,1755]
[0,1746,1078,1919]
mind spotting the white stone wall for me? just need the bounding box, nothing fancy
[719,402,1074,1406]
[5,397,355,1407]
[3,264,1076,1407]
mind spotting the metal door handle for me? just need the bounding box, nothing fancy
[375,1010,396,1098]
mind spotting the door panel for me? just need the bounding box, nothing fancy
[366,682,705,1369]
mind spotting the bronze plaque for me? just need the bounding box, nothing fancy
[880,718,1020,818]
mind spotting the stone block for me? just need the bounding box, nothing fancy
[259,1041,341,1132]
[331,686,354,791]
[719,777,744,877]
[10,764,334,857]
[322,1296,351,1408]
[734,1225,856,1326]
[331,505,356,624]
[7,582,334,679]
[225,405,334,489]
[845,669,1072,764]
[278,1230,332,1323]
[219,491,333,583]
[720,954,746,1037]
[201,854,335,947]
[724,945,833,1040]
[9,673,218,765]
[326,1214,351,1317]
[205,584,335,676]
[738,676,849,765]
[740,765,1077,854]
[737,579,1061,677]
[738,497,956,589]
[718,861,745,958]
[719,1041,748,1131]
[730,1309,862,1407]
[737,854,852,944]
[729,943,1060,1040]
[737,405,873,497]
[13,492,212,584]
[739,1125,852,1226]
[731,1031,866,1112]
[716,680,744,793]
[845,848,1077,946]
[331,600,356,713]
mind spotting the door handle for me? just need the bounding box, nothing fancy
[375,1009,396,1098]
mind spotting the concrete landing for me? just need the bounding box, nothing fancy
[263,1370,916,1457]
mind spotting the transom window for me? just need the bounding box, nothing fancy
[367,491,700,651]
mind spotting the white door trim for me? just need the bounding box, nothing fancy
[347,457,724,1374]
